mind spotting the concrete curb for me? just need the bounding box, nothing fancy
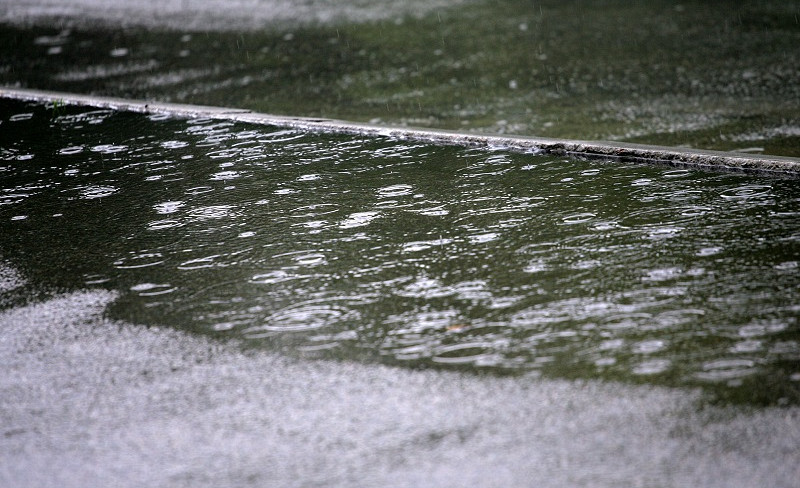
[4,87,800,174]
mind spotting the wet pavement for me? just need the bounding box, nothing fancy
[2,1,800,486]
[2,0,799,155]
[2,282,799,487]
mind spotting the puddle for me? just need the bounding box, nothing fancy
[1,98,798,406]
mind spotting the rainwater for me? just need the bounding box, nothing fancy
[2,98,798,405]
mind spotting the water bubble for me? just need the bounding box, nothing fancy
[34,30,71,46]
[130,283,176,296]
[297,173,321,182]
[595,357,616,367]
[396,276,454,299]
[188,205,236,220]
[377,184,413,198]
[249,270,301,284]
[642,267,682,282]
[153,201,184,214]
[632,340,666,354]
[79,185,118,199]
[738,320,788,337]
[646,226,682,240]
[58,146,84,155]
[598,339,625,350]
[178,255,222,270]
[720,184,772,201]
[83,274,110,285]
[147,219,183,230]
[523,260,548,273]
[632,359,671,375]
[210,170,242,181]
[340,211,380,229]
[730,340,762,353]
[410,206,449,216]
[113,252,164,269]
[432,342,496,365]
[775,261,798,271]
[91,144,128,154]
[9,113,33,122]
[293,252,327,267]
[246,300,356,335]
[161,140,188,149]
[401,238,452,253]
[0,193,30,206]
[695,359,757,381]
[697,247,722,257]
[561,213,596,225]
[467,232,498,244]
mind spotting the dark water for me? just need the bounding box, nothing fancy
[2,0,800,156]
[2,98,799,405]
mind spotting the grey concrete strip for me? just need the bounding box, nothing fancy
[2,288,800,488]
[4,87,800,173]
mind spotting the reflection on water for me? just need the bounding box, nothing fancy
[1,98,799,405]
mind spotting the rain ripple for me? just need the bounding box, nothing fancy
[244,298,359,336]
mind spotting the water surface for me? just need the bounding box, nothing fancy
[2,0,799,155]
[1,98,798,405]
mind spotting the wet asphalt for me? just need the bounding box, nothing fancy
[1,2,800,486]
[2,277,799,487]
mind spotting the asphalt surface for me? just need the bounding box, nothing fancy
[1,263,800,487]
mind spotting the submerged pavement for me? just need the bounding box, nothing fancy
[1,264,799,487]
